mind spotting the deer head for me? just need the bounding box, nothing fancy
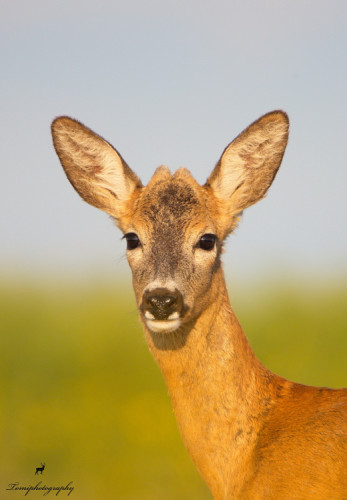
[51,111,288,335]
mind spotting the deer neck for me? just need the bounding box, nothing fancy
[142,268,278,498]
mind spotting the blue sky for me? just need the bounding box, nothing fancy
[1,0,346,283]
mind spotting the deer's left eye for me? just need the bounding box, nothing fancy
[198,234,217,251]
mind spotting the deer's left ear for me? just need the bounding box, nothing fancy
[206,111,289,215]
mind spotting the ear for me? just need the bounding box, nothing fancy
[206,111,289,215]
[51,117,142,218]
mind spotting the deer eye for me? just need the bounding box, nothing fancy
[124,233,140,250]
[198,234,217,251]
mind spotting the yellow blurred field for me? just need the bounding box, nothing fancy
[1,278,346,499]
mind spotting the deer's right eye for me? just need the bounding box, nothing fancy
[124,233,140,250]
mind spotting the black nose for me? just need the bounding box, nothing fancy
[141,288,183,320]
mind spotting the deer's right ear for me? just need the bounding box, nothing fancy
[51,117,142,218]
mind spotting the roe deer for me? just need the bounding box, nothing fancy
[51,111,346,499]
[35,463,45,475]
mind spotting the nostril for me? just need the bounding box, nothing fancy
[165,296,176,307]
[149,295,176,308]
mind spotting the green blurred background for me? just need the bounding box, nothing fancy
[1,276,346,499]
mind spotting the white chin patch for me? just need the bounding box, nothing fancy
[145,318,182,333]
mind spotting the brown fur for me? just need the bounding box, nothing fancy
[51,111,346,499]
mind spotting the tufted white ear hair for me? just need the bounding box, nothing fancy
[206,111,289,215]
[51,116,142,218]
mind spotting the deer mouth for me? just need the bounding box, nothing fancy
[145,318,182,333]
[143,310,182,333]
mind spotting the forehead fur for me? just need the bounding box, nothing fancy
[148,165,200,186]
[140,167,201,225]
[120,165,231,238]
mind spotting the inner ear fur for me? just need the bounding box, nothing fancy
[206,111,289,215]
[51,116,142,217]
